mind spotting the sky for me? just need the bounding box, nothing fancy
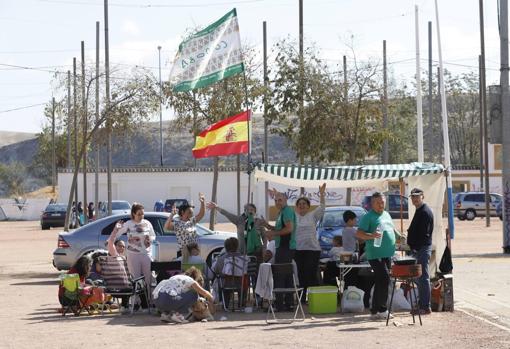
[0,0,502,134]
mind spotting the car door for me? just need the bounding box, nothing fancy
[145,216,178,262]
[490,195,501,216]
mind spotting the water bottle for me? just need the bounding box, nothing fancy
[152,239,160,261]
[373,224,383,248]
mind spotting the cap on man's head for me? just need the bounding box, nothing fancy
[410,188,424,196]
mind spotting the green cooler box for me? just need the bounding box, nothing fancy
[307,286,338,314]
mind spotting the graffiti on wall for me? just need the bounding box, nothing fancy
[267,186,376,205]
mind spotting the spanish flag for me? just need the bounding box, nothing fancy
[192,110,250,158]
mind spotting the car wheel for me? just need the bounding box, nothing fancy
[465,209,476,221]
[457,215,466,221]
[41,224,50,230]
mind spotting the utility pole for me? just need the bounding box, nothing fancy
[415,5,424,162]
[263,20,269,220]
[298,0,305,195]
[81,41,88,224]
[500,0,510,253]
[382,40,388,163]
[428,21,433,162]
[104,0,112,216]
[479,0,491,227]
[52,97,56,193]
[158,45,163,167]
[95,21,100,220]
[479,55,485,190]
[67,71,71,169]
[344,55,352,205]
[73,58,78,209]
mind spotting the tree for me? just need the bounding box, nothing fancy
[266,39,386,165]
[44,64,160,231]
[0,162,27,197]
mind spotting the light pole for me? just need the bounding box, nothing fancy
[158,45,163,167]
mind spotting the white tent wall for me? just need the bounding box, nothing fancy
[407,173,447,272]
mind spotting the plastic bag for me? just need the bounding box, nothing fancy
[341,286,365,313]
[369,283,412,311]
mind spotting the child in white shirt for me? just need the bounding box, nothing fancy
[329,235,344,261]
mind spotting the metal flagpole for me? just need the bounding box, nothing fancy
[434,0,455,239]
[415,5,424,162]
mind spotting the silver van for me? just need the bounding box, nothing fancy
[454,192,502,221]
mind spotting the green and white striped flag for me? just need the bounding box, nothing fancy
[169,8,244,92]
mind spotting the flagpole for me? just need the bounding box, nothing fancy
[241,69,252,204]
[434,0,455,239]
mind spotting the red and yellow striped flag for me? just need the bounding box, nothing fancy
[192,110,250,158]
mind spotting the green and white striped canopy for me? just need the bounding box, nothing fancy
[254,162,445,189]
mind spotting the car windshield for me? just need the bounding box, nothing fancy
[112,201,130,210]
[46,204,67,212]
[321,209,366,228]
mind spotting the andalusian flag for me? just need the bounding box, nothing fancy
[192,111,250,158]
[169,9,244,92]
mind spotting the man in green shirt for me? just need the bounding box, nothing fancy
[356,192,400,320]
[263,190,297,311]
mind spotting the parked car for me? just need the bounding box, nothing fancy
[317,206,367,259]
[40,203,68,230]
[52,212,235,270]
[454,192,502,221]
[164,198,189,213]
[97,200,131,218]
[361,193,408,219]
[496,201,503,221]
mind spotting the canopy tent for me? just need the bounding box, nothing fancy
[253,162,448,274]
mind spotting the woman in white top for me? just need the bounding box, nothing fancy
[294,183,326,301]
[153,266,213,323]
[109,203,155,312]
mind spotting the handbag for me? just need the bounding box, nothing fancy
[439,245,453,273]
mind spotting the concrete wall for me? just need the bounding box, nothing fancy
[0,198,50,221]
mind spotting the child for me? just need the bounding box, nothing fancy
[329,236,344,261]
[342,210,358,253]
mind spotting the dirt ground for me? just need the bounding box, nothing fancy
[1,219,510,349]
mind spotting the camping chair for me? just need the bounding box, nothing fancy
[99,256,150,315]
[60,273,90,316]
[266,263,305,324]
[219,254,248,312]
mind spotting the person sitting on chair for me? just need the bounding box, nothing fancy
[58,255,91,307]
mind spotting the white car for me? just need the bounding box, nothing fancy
[98,200,131,218]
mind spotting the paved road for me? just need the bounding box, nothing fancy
[451,218,510,332]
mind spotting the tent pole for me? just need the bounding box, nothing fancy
[399,178,404,234]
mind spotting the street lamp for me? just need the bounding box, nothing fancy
[158,45,163,166]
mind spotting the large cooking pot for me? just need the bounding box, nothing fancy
[391,263,422,278]
[394,257,417,266]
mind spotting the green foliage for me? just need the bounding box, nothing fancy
[0,162,27,196]
[266,38,385,164]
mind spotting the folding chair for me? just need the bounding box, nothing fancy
[246,255,260,307]
[219,255,248,312]
[60,273,87,316]
[99,256,150,315]
[266,263,306,324]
